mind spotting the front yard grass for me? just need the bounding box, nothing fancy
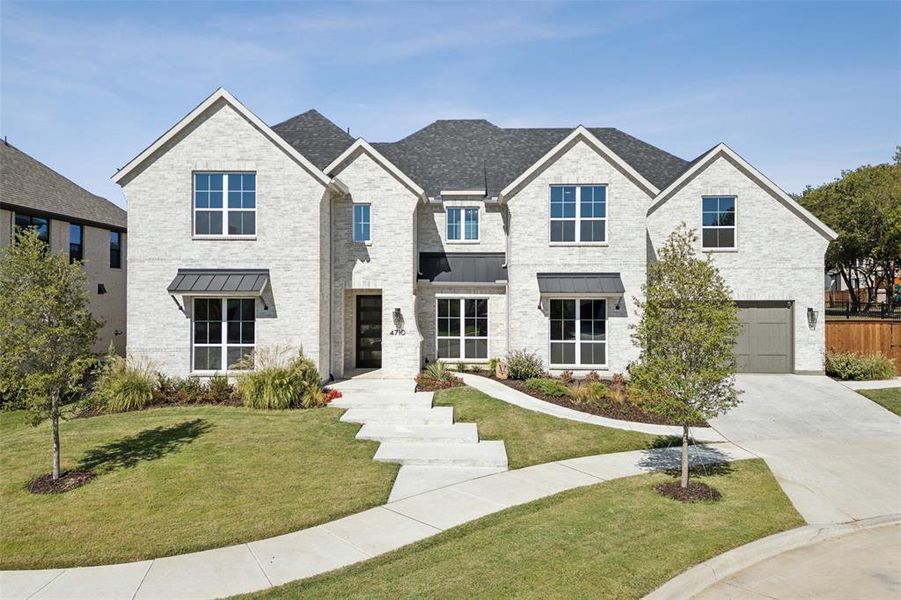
[242,459,803,599]
[0,406,398,569]
[859,387,901,416]
[434,385,660,468]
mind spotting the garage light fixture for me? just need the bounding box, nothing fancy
[807,307,818,329]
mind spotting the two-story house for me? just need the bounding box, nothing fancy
[115,89,835,379]
[1,140,127,354]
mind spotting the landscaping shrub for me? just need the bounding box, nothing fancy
[585,370,601,383]
[488,358,499,376]
[569,381,612,406]
[505,349,544,380]
[234,347,325,409]
[415,362,463,391]
[560,370,574,385]
[90,355,156,413]
[825,351,896,381]
[525,378,570,398]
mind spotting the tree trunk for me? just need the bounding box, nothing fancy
[681,424,690,489]
[51,388,61,480]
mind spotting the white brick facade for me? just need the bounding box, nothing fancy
[120,92,832,378]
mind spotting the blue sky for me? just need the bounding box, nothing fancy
[1,1,899,208]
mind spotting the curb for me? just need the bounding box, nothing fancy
[644,513,901,599]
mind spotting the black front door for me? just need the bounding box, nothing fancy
[356,295,382,368]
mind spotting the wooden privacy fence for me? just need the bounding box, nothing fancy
[825,320,901,374]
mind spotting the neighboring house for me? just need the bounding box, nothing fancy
[115,89,836,378]
[1,141,127,354]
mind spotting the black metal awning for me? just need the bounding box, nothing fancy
[419,253,507,284]
[537,272,625,294]
[167,269,270,296]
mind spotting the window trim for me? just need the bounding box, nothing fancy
[434,295,490,362]
[548,184,608,246]
[445,206,480,243]
[192,171,257,239]
[700,195,738,251]
[352,203,372,244]
[69,223,84,263]
[190,297,256,374]
[109,230,122,269]
[547,297,608,368]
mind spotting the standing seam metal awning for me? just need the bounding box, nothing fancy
[167,269,270,295]
[537,272,625,294]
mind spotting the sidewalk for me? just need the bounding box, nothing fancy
[1,443,754,600]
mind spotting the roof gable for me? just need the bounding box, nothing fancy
[326,139,426,200]
[113,89,331,188]
[1,141,126,230]
[271,109,354,170]
[648,143,837,241]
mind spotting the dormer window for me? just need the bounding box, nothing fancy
[446,207,479,242]
[194,172,256,237]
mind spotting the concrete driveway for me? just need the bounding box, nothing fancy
[710,374,901,524]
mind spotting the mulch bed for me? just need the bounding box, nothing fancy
[415,376,464,393]
[26,470,96,494]
[655,481,722,503]
[490,376,706,427]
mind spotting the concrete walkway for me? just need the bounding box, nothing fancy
[461,373,726,442]
[840,377,901,390]
[0,443,754,600]
[329,377,508,501]
[710,374,901,524]
[648,514,901,599]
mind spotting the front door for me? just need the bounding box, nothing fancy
[356,295,382,368]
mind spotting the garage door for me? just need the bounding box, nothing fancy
[735,301,793,373]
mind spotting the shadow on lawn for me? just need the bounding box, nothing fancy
[78,419,213,474]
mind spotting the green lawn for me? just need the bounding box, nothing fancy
[859,387,901,416]
[242,459,803,599]
[1,406,398,569]
[434,386,660,468]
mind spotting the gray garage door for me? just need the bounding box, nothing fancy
[735,301,793,373]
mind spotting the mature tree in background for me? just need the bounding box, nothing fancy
[0,228,100,479]
[629,225,742,489]
[798,149,901,311]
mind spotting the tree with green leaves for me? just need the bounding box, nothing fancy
[629,225,742,489]
[0,228,100,480]
[798,149,901,312]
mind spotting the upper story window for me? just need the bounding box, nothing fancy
[109,231,122,269]
[550,185,607,243]
[69,223,83,263]
[701,196,736,249]
[194,172,256,237]
[14,212,49,244]
[353,203,371,243]
[446,207,479,242]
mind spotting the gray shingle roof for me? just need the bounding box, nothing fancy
[272,113,689,197]
[167,269,270,294]
[270,110,355,171]
[0,141,127,230]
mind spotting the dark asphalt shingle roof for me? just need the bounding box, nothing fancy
[0,141,127,229]
[271,110,355,171]
[272,112,689,197]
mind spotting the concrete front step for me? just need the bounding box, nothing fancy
[340,407,454,426]
[374,440,508,467]
[331,393,434,410]
[330,379,417,395]
[357,422,479,444]
[388,465,509,502]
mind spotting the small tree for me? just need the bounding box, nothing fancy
[0,228,100,479]
[629,225,741,489]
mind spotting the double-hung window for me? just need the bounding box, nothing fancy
[701,196,736,249]
[353,203,371,243]
[192,298,255,371]
[436,298,488,360]
[14,213,49,244]
[550,185,607,243]
[69,224,83,263]
[549,298,606,366]
[194,172,256,237]
[446,207,479,242]
[109,231,121,269]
